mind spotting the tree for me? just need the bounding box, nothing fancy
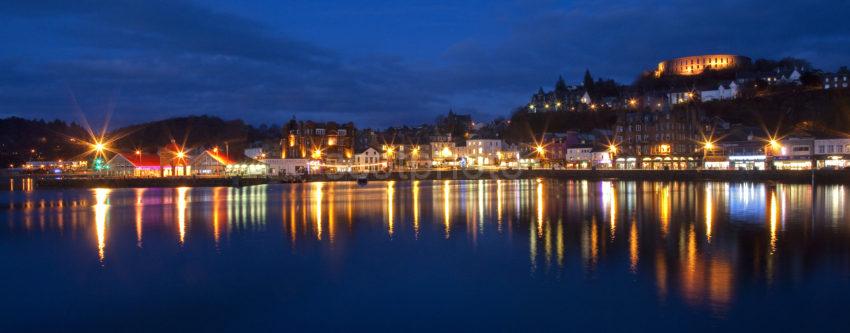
[554,75,568,96]
[583,69,595,92]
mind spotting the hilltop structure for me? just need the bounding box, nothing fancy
[655,54,750,77]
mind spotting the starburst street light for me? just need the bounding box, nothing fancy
[768,139,780,149]
[535,145,546,157]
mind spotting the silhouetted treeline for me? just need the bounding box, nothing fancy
[0,115,281,166]
[0,118,89,166]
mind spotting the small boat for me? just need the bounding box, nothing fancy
[356,176,368,186]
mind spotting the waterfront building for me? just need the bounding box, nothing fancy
[773,137,814,170]
[159,142,193,176]
[430,139,456,166]
[464,139,504,166]
[105,153,161,177]
[564,145,593,169]
[591,148,614,168]
[823,67,849,90]
[22,160,88,173]
[354,147,382,172]
[386,144,430,169]
[655,54,750,77]
[813,138,850,168]
[717,140,767,170]
[263,158,308,175]
[613,109,702,169]
[224,157,267,175]
[282,119,355,165]
[561,142,613,169]
[190,150,233,175]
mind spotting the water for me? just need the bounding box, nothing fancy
[2,179,850,332]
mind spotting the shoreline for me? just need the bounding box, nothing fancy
[21,169,848,189]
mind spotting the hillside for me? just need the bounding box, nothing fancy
[0,115,280,166]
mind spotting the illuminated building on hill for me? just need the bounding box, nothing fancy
[655,54,750,77]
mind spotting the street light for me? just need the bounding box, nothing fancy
[535,145,546,157]
[608,144,618,169]
[702,141,715,168]
[768,139,781,150]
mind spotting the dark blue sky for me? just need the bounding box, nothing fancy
[1,0,849,128]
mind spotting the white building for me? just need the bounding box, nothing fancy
[354,147,382,172]
[814,138,850,168]
[580,91,592,104]
[824,67,849,90]
[701,81,739,102]
[465,139,503,166]
[667,90,696,104]
[565,146,593,168]
[264,158,308,175]
[774,138,813,170]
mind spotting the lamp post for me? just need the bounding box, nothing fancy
[766,138,782,170]
[411,146,420,170]
[702,141,714,169]
[608,144,618,169]
[535,145,546,169]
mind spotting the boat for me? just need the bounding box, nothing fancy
[356,176,368,186]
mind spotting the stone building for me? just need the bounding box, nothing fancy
[282,119,356,166]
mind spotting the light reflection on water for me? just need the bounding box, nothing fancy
[2,179,850,330]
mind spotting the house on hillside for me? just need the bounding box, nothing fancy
[700,81,740,102]
[824,67,849,90]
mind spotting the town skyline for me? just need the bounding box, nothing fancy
[2,0,850,128]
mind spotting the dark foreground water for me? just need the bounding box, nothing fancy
[2,179,850,332]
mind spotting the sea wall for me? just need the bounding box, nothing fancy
[28,169,850,189]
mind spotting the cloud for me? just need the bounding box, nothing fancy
[0,0,849,128]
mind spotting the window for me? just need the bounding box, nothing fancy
[338,129,347,136]
[315,128,326,135]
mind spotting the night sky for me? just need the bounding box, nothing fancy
[2,0,849,128]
